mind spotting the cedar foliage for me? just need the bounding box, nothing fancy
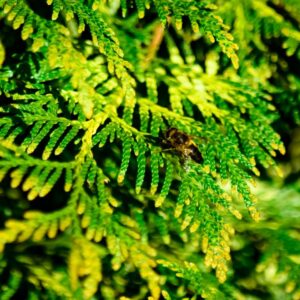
[0,0,299,299]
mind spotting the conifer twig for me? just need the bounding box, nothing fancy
[143,18,170,69]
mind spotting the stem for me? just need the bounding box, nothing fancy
[143,18,170,69]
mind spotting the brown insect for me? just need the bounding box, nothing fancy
[162,128,203,163]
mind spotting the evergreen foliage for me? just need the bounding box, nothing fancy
[0,0,299,299]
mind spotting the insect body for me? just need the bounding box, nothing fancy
[163,128,203,163]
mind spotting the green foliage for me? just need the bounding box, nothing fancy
[217,0,300,125]
[0,0,299,299]
[227,180,300,300]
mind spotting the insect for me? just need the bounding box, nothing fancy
[162,128,203,163]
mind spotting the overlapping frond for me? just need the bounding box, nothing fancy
[0,0,296,298]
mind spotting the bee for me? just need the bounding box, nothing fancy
[162,128,203,163]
